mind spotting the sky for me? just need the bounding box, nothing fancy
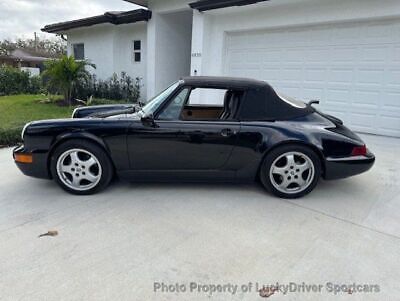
[0,0,140,40]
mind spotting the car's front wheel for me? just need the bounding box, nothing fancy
[50,140,113,195]
[260,144,321,199]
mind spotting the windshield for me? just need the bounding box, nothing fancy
[277,92,307,109]
[141,81,181,116]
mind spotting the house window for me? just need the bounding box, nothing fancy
[133,40,141,62]
[73,43,85,60]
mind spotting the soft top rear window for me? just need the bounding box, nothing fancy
[277,92,307,109]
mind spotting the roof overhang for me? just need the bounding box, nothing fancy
[123,0,148,7]
[42,9,152,34]
[0,55,49,63]
[189,0,269,11]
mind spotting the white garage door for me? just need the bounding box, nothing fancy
[224,19,400,137]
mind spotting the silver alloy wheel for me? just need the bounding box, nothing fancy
[269,151,315,194]
[56,148,102,191]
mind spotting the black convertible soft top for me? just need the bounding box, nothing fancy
[182,76,314,121]
[182,76,266,89]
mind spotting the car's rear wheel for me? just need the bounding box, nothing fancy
[260,144,321,198]
[50,140,113,195]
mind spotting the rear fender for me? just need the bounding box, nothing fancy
[258,140,326,178]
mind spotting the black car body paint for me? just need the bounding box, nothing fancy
[13,77,375,184]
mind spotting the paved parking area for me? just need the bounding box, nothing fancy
[0,134,399,301]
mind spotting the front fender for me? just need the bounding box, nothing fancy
[51,131,110,154]
[46,131,113,174]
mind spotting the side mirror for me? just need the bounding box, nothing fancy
[141,113,158,127]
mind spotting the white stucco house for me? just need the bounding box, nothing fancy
[42,0,400,137]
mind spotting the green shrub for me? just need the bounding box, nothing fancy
[28,76,43,94]
[0,127,21,146]
[74,72,141,103]
[0,65,43,96]
[42,55,95,105]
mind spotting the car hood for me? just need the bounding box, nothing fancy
[25,114,139,131]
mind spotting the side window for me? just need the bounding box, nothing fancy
[181,88,241,121]
[133,40,141,62]
[187,88,227,106]
[158,88,190,120]
[73,43,84,60]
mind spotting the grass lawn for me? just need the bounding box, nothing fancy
[0,94,74,146]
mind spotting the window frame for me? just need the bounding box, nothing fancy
[155,85,244,122]
[72,43,85,60]
[154,86,191,120]
[157,87,191,121]
[133,40,141,63]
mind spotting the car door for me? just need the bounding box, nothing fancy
[127,86,241,172]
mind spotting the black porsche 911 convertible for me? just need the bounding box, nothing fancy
[13,76,375,198]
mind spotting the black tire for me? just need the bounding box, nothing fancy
[50,139,113,195]
[260,144,321,199]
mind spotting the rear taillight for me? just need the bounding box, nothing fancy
[351,145,367,156]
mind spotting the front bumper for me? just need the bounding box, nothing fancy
[13,145,51,179]
[323,150,375,180]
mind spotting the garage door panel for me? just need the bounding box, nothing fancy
[305,48,331,62]
[260,67,281,81]
[386,69,400,86]
[224,19,400,137]
[328,68,354,83]
[391,46,400,61]
[284,48,306,62]
[379,115,400,135]
[331,25,360,42]
[353,90,380,108]
[262,50,283,62]
[363,22,400,43]
[356,68,385,85]
[326,88,351,103]
[360,46,388,62]
[281,68,302,81]
[384,91,400,109]
[350,112,378,132]
[302,88,325,101]
[304,68,327,82]
[330,46,358,62]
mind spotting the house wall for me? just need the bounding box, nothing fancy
[66,22,148,99]
[154,10,193,93]
[67,24,115,79]
[146,0,193,98]
[113,23,147,99]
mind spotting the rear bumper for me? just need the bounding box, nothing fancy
[13,145,51,179]
[323,150,375,180]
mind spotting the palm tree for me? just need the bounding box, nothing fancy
[43,55,95,106]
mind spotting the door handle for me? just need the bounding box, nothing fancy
[220,128,235,137]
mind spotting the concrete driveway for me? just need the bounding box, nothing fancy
[0,134,399,301]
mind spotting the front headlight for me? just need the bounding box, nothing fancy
[21,122,31,140]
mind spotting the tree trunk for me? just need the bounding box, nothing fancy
[64,90,69,105]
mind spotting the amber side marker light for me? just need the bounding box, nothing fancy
[14,154,33,163]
